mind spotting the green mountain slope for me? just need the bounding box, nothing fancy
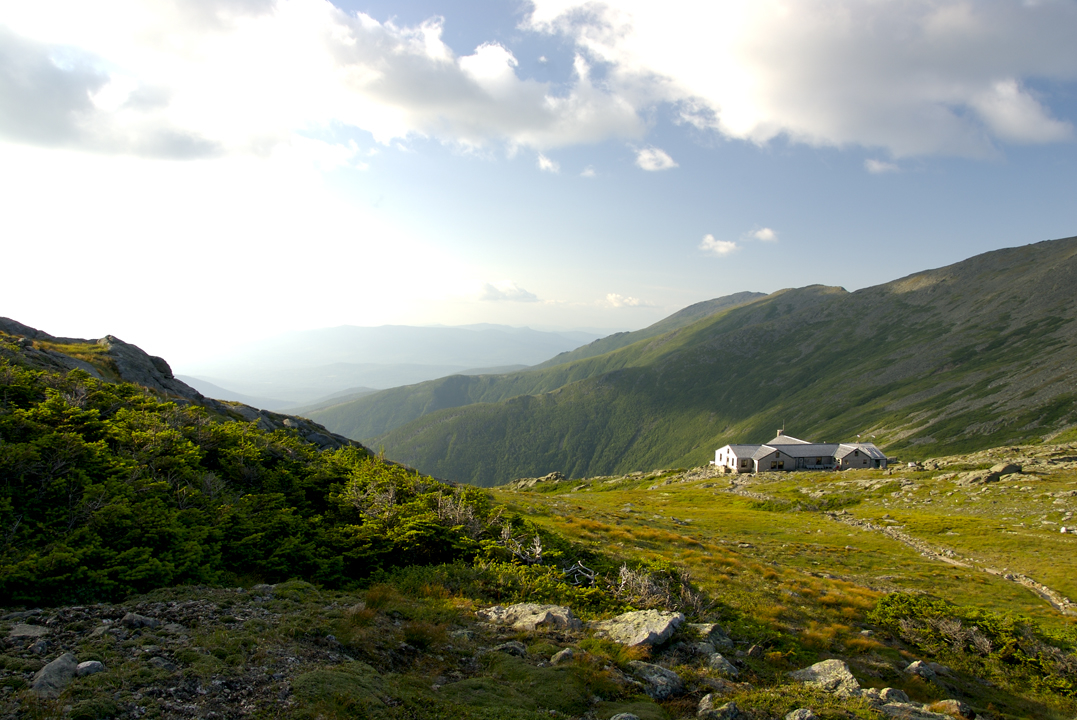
[303,291,767,441]
[374,236,1077,486]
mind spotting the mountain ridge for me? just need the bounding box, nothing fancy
[369,235,1077,486]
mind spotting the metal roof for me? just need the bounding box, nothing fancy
[720,444,763,458]
[767,434,812,445]
[835,442,887,460]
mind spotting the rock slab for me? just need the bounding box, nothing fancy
[8,623,49,638]
[31,652,78,697]
[476,603,583,631]
[591,610,684,647]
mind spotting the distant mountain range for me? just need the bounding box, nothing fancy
[303,236,1077,486]
[175,324,604,406]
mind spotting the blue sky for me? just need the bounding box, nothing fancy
[1,0,1076,366]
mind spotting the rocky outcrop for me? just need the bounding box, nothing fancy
[476,603,583,632]
[590,610,684,647]
[0,318,362,451]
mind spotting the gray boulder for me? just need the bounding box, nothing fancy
[706,653,739,677]
[930,699,975,718]
[476,603,583,632]
[8,623,48,638]
[31,653,78,697]
[148,656,178,672]
[550,647,575,665]
[905,660,936,680]
[788,659,861,697]
[609,714,641,720]
[626,660,685,700]
[785,710,818,720]
[698,696,745,720]
[863,687,910,704]
[76,660,105,677]
[878,703,952,719]
[492,641,527,657]
[122,612,161,629]
[591,610,684,647]
[990,463,1021,476]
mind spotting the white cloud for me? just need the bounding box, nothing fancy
[537,153,560,172]
[635,147,677,171]
[750,227,777,242]
[0,0,644,158]
[528,0,1077,157]
[605,293,653,307]
[580,165,596,177]
[865,159,900,174]
[699,234,738,256]
[479,281,540,302]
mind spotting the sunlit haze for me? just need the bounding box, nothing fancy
[2,0,1076,367]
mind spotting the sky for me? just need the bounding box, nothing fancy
[2,0,1076,367]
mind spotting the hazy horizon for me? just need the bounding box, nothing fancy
[3,0,1076,366]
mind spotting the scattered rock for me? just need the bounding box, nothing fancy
[492,641,527,657]
[76,660,106,677]
[785,710,818,720]
[863,687,910,704]
[609,714,641,720]
[878,702,951,719]
[148,656,178,672]
[788,659,861,697]
[746,644,764,659]
[476,603,583,632]
[122,612,161,629]
[29,639,49,654]
[688,622,734,650]
[31,652,78,697]
[550,647,575,665]
[591,610,684,647]
[706,653,739,676]
[990,463,1021,476]
[626,660,685,700]
[926,662,952,677]
[691,641,717,656]
[905,660,937,680]
[8,623,49,638]
[697,697,744,720]
[930,699,976,718]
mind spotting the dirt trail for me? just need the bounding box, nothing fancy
[720,482,1077,616]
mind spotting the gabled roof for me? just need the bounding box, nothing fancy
[768,434,811,445]
[720,444,763,458]
[835,442,887,460]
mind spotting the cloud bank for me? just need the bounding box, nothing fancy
[528,0,1077,157]
[0,0,642,158]
[2,0,1074,163]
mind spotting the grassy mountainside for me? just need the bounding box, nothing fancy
[303,292,767,442]
[374,236,1077,486]
[4,322,1077,720]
